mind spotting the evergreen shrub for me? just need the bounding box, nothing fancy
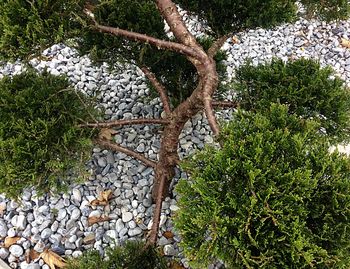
[66,240,167,269]
[175,104,350,268]
[0,69,98,198]
[234,58,350,142]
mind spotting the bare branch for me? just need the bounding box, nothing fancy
[208,33,234,58]
[78,118,169,128]
[95,138,157,168]
[141,67,171,115]
[83,8,204,62]
[148,174,166,245]
[212,100,238,108]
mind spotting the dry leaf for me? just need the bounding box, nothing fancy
[4,236,21,248]
[90,189,113,206]
[25,248,40,263]
[0,203,5,216]
[232,36,239,44]
[99,128,118,140]
[169,261,186,269]
[88,216,111,226]
[40,249,66,269]
[163,231,174,239]
[341,38,350,48]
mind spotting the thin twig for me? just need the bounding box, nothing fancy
[212,100,238,108]
[141,66,171,115]
[207,33,234,58]
[95,138,157,168]
[78,118,169,128]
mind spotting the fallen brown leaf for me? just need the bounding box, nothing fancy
[341,38,350,48]
[0,203,5,216]
[169,261,186,269]
[87,216,111,226]
[232,36,240,44]
[163,231,174,239]
[25,248,40,263]
[40,249,66,269]
[90,189,113,206]
[99,128,118,140]
[4,236,21,248]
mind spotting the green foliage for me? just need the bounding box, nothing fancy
[0,68,98,198]
[0,0,83,61]
[234,58,350,142]
[66,240,167,269]
[174,0,298,37]
[174,0,349,37]
[175,104,350,269]
[301,0,350,21]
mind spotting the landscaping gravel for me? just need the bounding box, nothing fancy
[0,10,350,269]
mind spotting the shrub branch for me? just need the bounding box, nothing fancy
[95,138,157,168]
[141,66,171,115]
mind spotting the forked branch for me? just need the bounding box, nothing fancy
[95,138,157,168]
[141,66,171,115]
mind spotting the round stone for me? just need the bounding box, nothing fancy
[9,244,24,257]
[122,212,133,222]
[163,244,176,256]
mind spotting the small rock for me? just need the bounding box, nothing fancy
[9,244,24,257]
[34,240,45,253]
[57,209,67,221]
[122,212,133,222]
[0,247,9,259]
[128,227,142,237]
[26,264,41,269]
[71,209,81,220]
[41,228,52,240]
[83,233,96,244]
[0,220,8,237]
[72,189,82,204]
[163,244,176,256]
[115,219,124,233]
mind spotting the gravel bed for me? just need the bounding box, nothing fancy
[0,12,350,269]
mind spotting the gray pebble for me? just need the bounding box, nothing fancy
[9,244,24,257]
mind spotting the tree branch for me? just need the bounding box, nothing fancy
[84,7,204,62]
[155,0,202,51]
[203,96,220,136]
[141,67,171,115]
[208,33,234,58]
[95,138,157,168]
[148,174,166,245]
[78,118,169,128]
[212,100,239,108]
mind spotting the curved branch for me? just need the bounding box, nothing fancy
[78,118,169,128]
[141,67,171,115]
[204,96,220,136]
[208,33,234,58]
[95,138,157,168]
